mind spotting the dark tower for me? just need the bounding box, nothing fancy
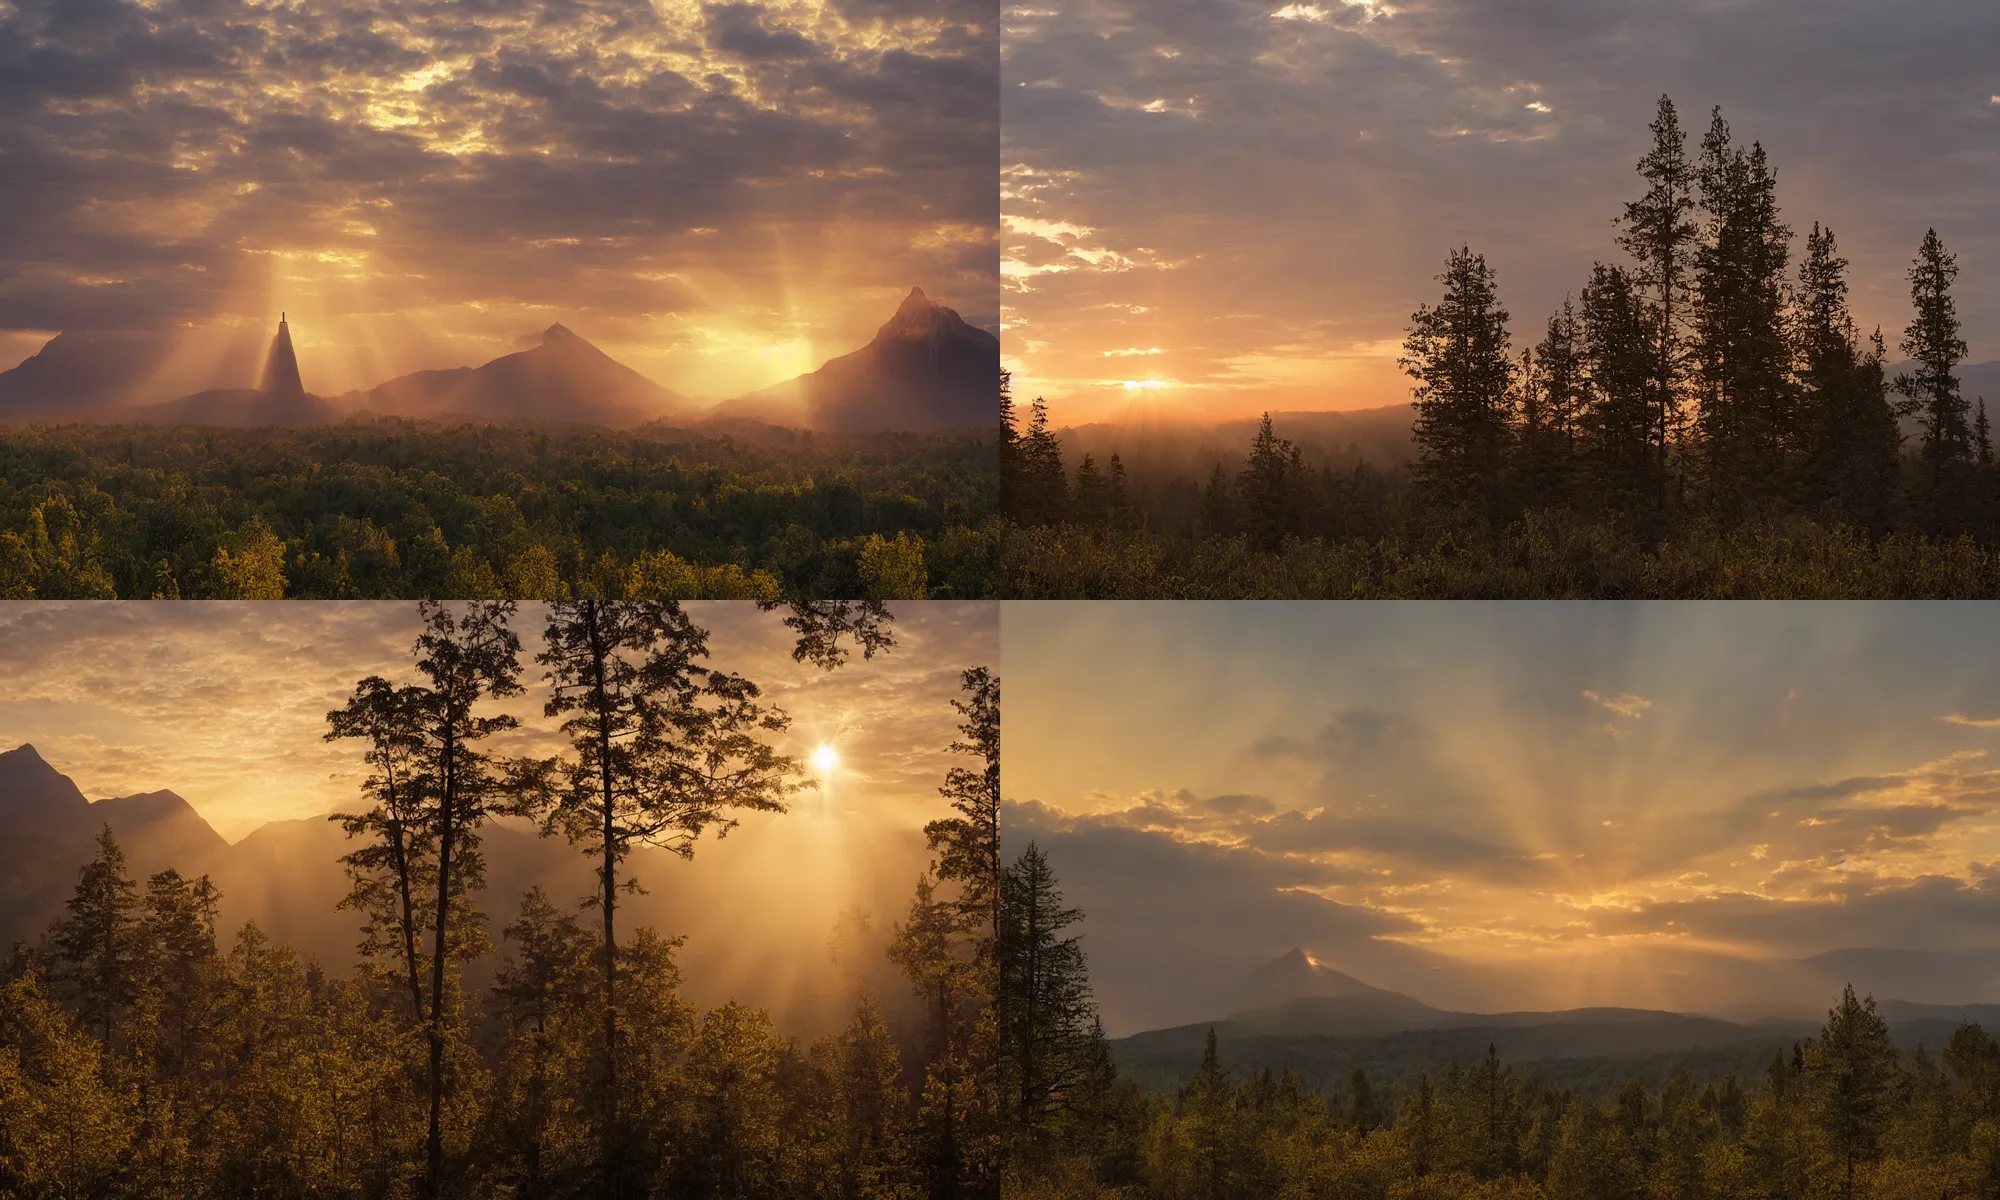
[258,311,305,401]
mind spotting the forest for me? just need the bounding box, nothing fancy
[0,600,1003,1200]
[997,846,2000,1200]
[0,421,1001,601]
[998,96,2000,599]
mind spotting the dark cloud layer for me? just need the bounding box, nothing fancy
[1003,0,2000,417]
[0,0,997,394]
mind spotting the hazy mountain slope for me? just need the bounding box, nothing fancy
[715,288,1000,432]
[338,323,690,427]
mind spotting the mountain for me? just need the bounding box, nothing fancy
[338,323,689,427]
[0,330,179,417]
[1110,950,2000,1098]
[134,388,344,427]
[715,288,1000,432]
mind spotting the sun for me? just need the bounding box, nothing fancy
[810,743,839,773]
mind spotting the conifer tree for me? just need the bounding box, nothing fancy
[999,842,1094,1149]
[1579,263,1662,528]
[1894,228,1973,527]
[1793,224,1900,526]
[48,825,140,1044]
[1237,414,1302,551]
[1519,300,1586,510]
[1403,246,1516,524]
[531,598,801,1195]
[1692,112,1794,518]
[1617,95,1699,487]
[1808,985,1899,1200]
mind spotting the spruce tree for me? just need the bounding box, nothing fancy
[1692,110,1794,518]
[1579,263,1662,529]
[1616,95,1699,491]
[1808,985,1899,1200]
[1520,300,1586,510]
[998,842,1094,1148]
[1793,224,1900,526]
[1403,246,1516,525]
[1894,228,1972,528]
[1236,414,1300,551]
[48,826,140,1044]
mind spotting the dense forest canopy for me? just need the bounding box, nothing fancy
[998,843,2000,1200]
[0,420,1000,601]
[0,601,1005,1200]
[998,96,2000,599]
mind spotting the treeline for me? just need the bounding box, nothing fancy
[999,846,2000,1200]
[0,600,1004,1200]
[999,96,2000,598]
[0,420,1001,600]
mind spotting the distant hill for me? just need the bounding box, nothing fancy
[336,323,691,428]
[1058,403,1420,483]
[715,288,1000,432]
[1110,948,2000,1098]
[0,330,180,417]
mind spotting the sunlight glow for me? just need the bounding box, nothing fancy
[811,744,840,773]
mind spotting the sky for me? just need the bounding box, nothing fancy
[0,0,997,400]
[0,600,996,1017]
[1002,0,2000,423]
[1003,602,2000,1034]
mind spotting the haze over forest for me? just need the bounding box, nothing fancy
[0,600,998,1024]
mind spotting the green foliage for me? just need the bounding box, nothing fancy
[0,420,999,599]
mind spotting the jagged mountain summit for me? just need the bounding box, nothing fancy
[716,287,1001,432]
[339,322,691,426]
[0,291,998,431]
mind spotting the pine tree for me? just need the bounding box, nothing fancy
[998,843,1093,1149]
[532,598,801,1195]
[1808,985,1899,1200]
[486,888,597,1196]
[1894,228,1973,528]
[1616,95,1699,492]
[328,600,526,1199]
[1793,224,1900,527]
[1519,300,1585,510]
[1237,414,1300,551]
[1403,246,1516,524]
[1579,263,1662,528]
[48,825,140,1044]
[1012,399,1071,525]
[1692,109,1794,518]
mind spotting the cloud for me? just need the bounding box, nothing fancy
[1943,713,2000,728]
[1003,0,2000,418]
[0,0,997,395]
[1584,689,1652,719]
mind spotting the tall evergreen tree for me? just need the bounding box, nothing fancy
[1403,246,1516,525]
[1519,300,1586,510]
[532,598,801,1195]
[1894,228,1973,528]
[1793,224,1901,526]
[48,826,140,1044]
[1616,95,1700,491]
[1236,414,1302,551]
[1692,110,1794,518]
[1808,985,1899,1200]
[998,842,1094,1149]
[1578,263,1663,529]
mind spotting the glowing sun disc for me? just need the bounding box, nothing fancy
[811,744,839,772]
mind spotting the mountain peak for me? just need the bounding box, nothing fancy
[896,286,932,314]
[259,313,305,400]
[1,742,48,766]
[543,323,577,344]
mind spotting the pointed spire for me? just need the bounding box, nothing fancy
[259,312,304,400]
